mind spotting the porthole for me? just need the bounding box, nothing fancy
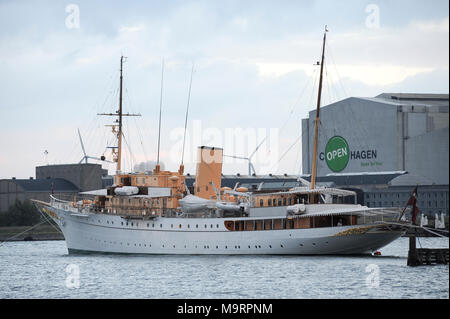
[179,224,182,229]
[171,224,173,228]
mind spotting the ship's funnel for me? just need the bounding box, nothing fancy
[194,146,223,199]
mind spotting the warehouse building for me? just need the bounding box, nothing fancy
[0,163,107,213]
[0,177,79,212]
[301,93,449,184]
[301,93,449,217]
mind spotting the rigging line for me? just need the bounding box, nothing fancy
[263,67,318,159]
[181,63,195,166]
[325,43,373,151]
[83,86,119,161]
[0,220,47,246]
[326,41,348,98]
[279,66,318,134]
[325,63,336,105]
[38,208,63,234]
[121,130,134,172]
[268,132,304,173]
[61,68,118,164]
[123,84,149,164]
[133,116,149,165]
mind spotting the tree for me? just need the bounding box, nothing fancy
[0,199,42,226]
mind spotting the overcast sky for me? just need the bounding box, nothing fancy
[0,0,448,179]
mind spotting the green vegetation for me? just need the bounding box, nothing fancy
[0,199,42,226]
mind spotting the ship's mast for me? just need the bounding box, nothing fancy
[310,26,328,203]
[99,56,141,173]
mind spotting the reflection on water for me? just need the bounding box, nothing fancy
[0,237,448,299]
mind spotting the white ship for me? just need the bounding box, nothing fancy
[33,27,408,255]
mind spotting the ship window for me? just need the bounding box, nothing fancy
[204,224,207,228]
[288,198,292,205]
[171,224,173,228]
[216,224,219,228]
[283,198,287,206]
[179,224,182,228]
[197,187,200,193]
[160,224,162,228]
[273,199,276,206]
[260,199,264,207]
[278,199,282,206]
[205,186,208,191]
[268,199,271,206]
[196,224,199,228]
[187,224,190,228]
[210,224,213,228]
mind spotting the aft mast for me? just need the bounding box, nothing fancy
[310,26,328,203]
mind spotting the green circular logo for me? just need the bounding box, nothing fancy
[325,136,349,172]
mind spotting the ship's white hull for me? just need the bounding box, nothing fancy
[45,206,404,255]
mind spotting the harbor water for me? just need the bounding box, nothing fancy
[0,237,448,299]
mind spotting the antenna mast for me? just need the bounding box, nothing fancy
[155,59,164,173]
[179,63,194,174]
[310,26,328,202]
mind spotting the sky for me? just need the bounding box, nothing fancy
[0,0,448,179]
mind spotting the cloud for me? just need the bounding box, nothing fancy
[0,1,448,178]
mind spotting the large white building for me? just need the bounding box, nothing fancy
[301,93,449,185]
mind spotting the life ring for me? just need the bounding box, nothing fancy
[225,221,234,230]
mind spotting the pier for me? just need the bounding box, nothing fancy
[407,234,449,266]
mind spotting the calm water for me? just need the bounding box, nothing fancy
[0,237,448,299]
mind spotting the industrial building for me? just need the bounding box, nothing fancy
[0,163,107,213]
[301,93,449,217]
[0,178,79,212]
[36,163,108,191]
[301,93,449,184]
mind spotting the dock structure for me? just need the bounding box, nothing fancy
[407,235,449,266]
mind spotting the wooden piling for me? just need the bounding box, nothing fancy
[407,233,449,266]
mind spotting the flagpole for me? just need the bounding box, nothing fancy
[398,184,418,222]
